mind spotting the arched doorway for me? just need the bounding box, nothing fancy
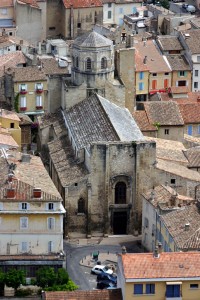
[115,182,126,204]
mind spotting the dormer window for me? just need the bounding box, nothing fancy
[48,203,54,210]
[35,83,43,93]
[19,84,27,94]
[21,203,28,210]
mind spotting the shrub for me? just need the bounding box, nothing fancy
[4,269,25,290]
[36,267,57,288]
[15,288,32,297]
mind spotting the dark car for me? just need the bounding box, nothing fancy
[96,280,116,290]
[97,273,117,285]
[182,3,188,9]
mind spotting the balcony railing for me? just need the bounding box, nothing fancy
[20,107,27,111]
[36,89,43,94]
[20,90,27,95]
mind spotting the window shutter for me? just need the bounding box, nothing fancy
[134,284,143,294]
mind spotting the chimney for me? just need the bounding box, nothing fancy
[150,190,155,201]
[21,153,31,163]
[143,55,147,64]
[33,188,42,198]
[6,188,16,198]
[8,173,14,182]
[185,223,190,231]
[122,246,127,254]
[158,242,162,254]
[153,246,159,258]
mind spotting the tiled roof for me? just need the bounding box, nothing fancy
[133,111,157,131]
[166,55,190,71]
[184,134,200,146]
[178,103,200,124]
[40,58,68,75]
[62,0,103,9]
[161,204,200,250]
[144,136,188,166]
[181,30,200,54]
[121,251,200,279]
[17,0,39,8]
[144,101,184,126]
[18,113,33,125]
[44,289,122,300]
[0,132,19,148]
[170,86,189,94]
[13,66,47,82]
[73,31,112,48]
[0,0,13,7]
[0,51,26,77]
[143,184,194,209]
[134,40,171,73]
[135,49,149,72]
[157,35,183,51]
[0,254,64,261]
[160,91,200,103]
[1,109,20,121]
[157,158,200,181]
[64,94,144,152]
[183,146,200,168]
[0,156,9,187]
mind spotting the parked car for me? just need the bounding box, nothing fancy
[91,265,113,275]
[182,3,188,9]
[97,273,117,284]
[186,5,196,13]
[173,0,185,2]
[96,280,116,290]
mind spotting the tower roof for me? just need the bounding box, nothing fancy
[73,31,112,48]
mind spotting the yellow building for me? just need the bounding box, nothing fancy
[0,109,21,148]
[135,49,149,105]
[118,252,200,300]
[13,66,48,120]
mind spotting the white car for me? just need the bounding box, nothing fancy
[91,265,113,275]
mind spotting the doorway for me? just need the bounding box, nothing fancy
[113,211,127,234]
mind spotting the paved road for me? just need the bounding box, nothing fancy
[170,2,186,13]
[63,239,143,290]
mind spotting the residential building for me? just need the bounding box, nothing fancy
[133,111,157,137]
[156,35,184,56]
[12,66,48,120]
[103,0,143,26]
[118,251,200,300]
[134,40,171,95]
[179,30,200,92]
[0,109,21,148]
[135,101,184,142]
[42,289,122,300]
[0,0,16,37]
[38,94,156,237]
[142,184,194,252]
[183,146,200,172]
[0,149,66,277]
[166,55,192,91]
[178,102,200,137]
[0,127,19,149]
[135,49,149,104]
[18,113,32,151]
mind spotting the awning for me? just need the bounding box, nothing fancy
[166,282,182,285]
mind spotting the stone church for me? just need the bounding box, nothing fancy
[38,94,156,238]
[61,30,135,113]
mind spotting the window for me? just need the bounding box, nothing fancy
[101,57,107,69]
[48,241,53,252]
[165,129,169,135]
[164,79,169,88]
[134,284,143,295]
[47,217,55,230]
[1,8,7,15]
[195,70,199,76]
[139,72,144,80]
[146,284,155,294]
[187,125,193,135]
[152,73,157,77]
[36,95,43,108]
[20,96,26,109]
[171,179,176,184]
[108,11,112,19]
[115,182,126,204]
[197,56,200,62]
[10,123,14,129]
[194,82,198,89]
[190,284,198,289]
[108,3,112,7]
[21,203,28,210]
[49,27,56,30]
[119,7,123,13]
[179,71,185,77]
[20,217,28,229]
[35,83,43,90]
[75,56,79,68]
[198,125,200,134]
[132,6,137,13]
[85,58,92,70]
[152,80,157,89]
[165,72,169,75]
[139,82,144,91]
[48,203,54,210]
[19,84,27,92]
[144,217,149,228]
[21,242,28,252]
[78,198,85,213]
[166,285,181,297]
[77,23,81,29]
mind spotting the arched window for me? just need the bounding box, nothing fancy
[75,56,79,68]
[101,57,107,69]
[86,58,92,70]
[78,198,85,213]
[115,182,126,204]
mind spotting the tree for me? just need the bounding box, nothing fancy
[0,269,5,295]
[36,267,57,288]
[56,268,69,285]
[160,0,170,9]
[4,269,25,290]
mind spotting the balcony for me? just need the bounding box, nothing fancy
[36,88,43,94]
[20,90,27,95]
[36,106,43,110]
[20,107,27,111]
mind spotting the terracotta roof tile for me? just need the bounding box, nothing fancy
[166,55,191,71]
[0,0,13,7]
[170,86,189,94]
[133,111,157,131]
[121,251,200,279]
[17,0,39,8]
[144,101,184,126]
[157,35,183,51]
[183,146,200,168]
[13,66,47,82]
[44,289,122,300]
[1,109,20,121]
[135,49,149,72]
[181,30,200,54]
[0,132,19,148]
[160,91,200,103]
[0,51,26,77]
[62,0,103,9]
[178,103,200,124]
[40,58,69,75]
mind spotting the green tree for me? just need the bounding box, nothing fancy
[56,268,69,285]
[4,269,25,290]
[160,0,170,9]
[0,269,5,295]
[36,267,57,288]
